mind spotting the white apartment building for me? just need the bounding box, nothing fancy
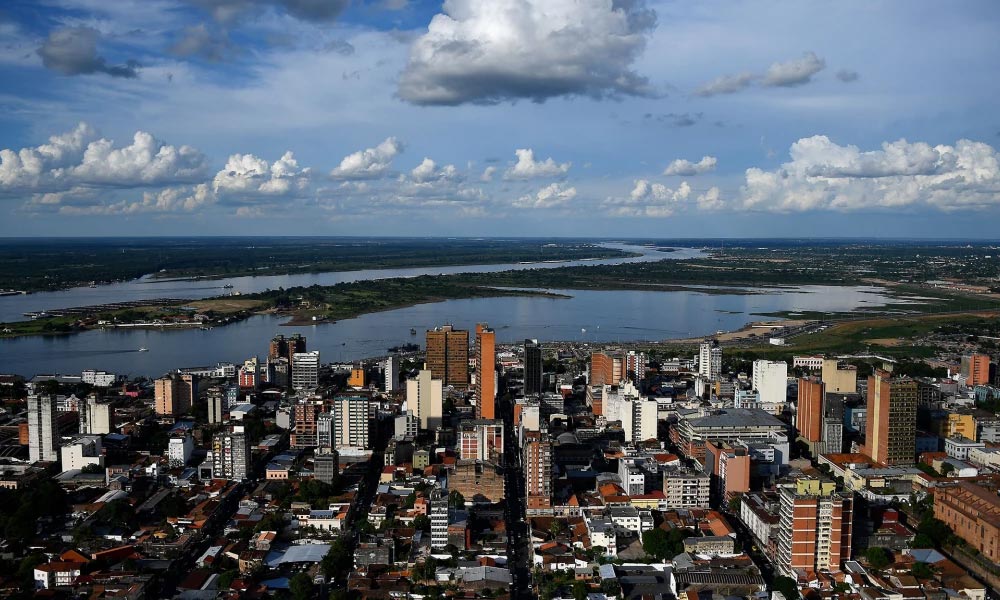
[291,351,320,391]
[753,360,789,406]
[28,394,58,463]
[406,369,443,430]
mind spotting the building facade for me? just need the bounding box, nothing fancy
[774,479,853,579]
[524,339,543,395]
[425,325,469,386]
[28,394,58,463]
[865,370,917,466]
[476,324,496,419]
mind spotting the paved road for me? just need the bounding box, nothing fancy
[500,393,532,600]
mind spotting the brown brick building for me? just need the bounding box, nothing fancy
[935,481,1000,563]
[865,370,917,466]
[448,460,504,504]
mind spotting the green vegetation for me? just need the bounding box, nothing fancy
[0,237,629,291]
[0,478,68,549]
[865,547,893,570]
[641,527,692,561]
[772,576,800,600]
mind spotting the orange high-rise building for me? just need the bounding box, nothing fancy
[425,325,469,387]
[961,354,991,387]
[524,430,552,510]
[155,373,195,416]
[775,479,853,578]
[797,377,825,443]
[476,324,496,419]
[590,352,623,387]
[348,368,366,388]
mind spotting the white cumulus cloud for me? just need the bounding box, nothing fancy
[214,151,310,196]
[604,179,691,217]
[397,0,657,105]
[505,148,570,179]
[330,137,403,180]
[663,156,717,176]
[0,123,208,193]
[695,72,755,97]
[410,158,459,183]
[514,183,577,209]
[741,135,1000,212]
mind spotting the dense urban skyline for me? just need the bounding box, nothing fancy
[1,1,999,237]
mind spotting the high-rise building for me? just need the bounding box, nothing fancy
[425,325,469,386]
[314,452,338,484]
[797,377,825,445]
[291,401,320,448]
[405,369,443,430]
[525,430,552,511]
[866,370,918,466]
[155,373,196,416]
[753,360,788,406]
[698,340,722,381]
[212,429,250,480]
[168,433,194,467]
[775,479,853,578]
[524,339,542,395]
[590,351,624,387]
[430,489,450,549]
[383,355,399,393]
[602,386,657,443]
[28,394,58,463]
[270,334,307,366]
[317,412,334,449]
[476,324,496,420]
[291,350,320,391]
[821,359,857,394]
[961,354,991,387]
[267,356,290,388]
[625,350,647,383]
[80,395,112,435]
[207,387,224,424]
[458,420,504,462]
[239,357,259,390]
[333,395,370,449]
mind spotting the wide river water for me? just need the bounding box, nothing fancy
[0,245,913,377]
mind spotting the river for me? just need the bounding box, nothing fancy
[0,243,700,323]
[0,283,915,378]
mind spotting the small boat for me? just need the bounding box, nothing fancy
[410,328,417,335]
[138,347,149,352]
[223,284,234,289]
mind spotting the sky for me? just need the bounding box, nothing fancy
[1,0,999,238]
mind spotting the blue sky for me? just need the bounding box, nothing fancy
[1,0,999,237]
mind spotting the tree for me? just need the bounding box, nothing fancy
[289,572,313,600]
[572,580,588,600]
[550,519,568,537]
[321,540,353,580]
[413,515,431,533]
[911,562,934,579]
[772,576,800,600]
[217,569,239,590]
[865,547,892,570]
[940,462,955,476]
[448,490,465,508]
[641,529,671,561]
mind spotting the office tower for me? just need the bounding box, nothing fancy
[590,351,624,387]
[291,350,320,391]
[28,394,58,463]
[348,368,366,388]
[80,395,111,435]
[775,479,853,578]
[207,386,224,424]
[239,357,259,390]
[524,430,552,511]
[866,369,918,466]
[602,388,657,443]
[458,420,504,462]
[155,373,195,416]
[406,369,443,430]
[961,354,991,387]
[524,339,543,395]
[821,359,857,394]
[333,395,371,449]
[383,355,399,392]
[698,340,722,381]
[291,401,320,448]
[425,325,469,386]
[753,360,788,405]
[212,429,250,480]
[706,441,751,502]
[476,324,496,420]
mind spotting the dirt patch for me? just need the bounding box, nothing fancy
[865,338,905,347]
